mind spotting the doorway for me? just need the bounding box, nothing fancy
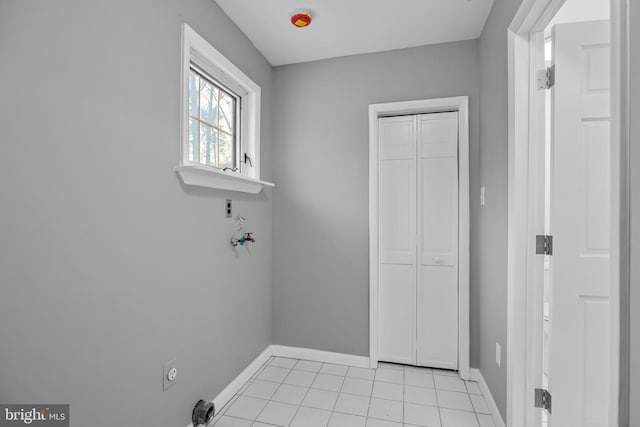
[368,97,471,380]
[507,0,626,426]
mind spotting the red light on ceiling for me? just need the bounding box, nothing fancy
[291,11,312,28]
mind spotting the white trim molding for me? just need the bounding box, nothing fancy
[610,1,629,425]
[470,369,507,427]
[211,346,274,415]
[368,96,471,380]
[175,164,274,194]
[185,345,273,427]
[270,345,370,369]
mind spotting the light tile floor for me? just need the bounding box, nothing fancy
[211,357,497,427]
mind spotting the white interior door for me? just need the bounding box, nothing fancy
[416,112,459,369]
[378,115,417,365]
[549,20,610,427]
[378,112,459,369]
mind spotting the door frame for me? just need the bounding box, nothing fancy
[368,96,470,380]
[506,1,629,426]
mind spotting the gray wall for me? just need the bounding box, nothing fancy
[271,41,480,357]
[477,0,524,419]
[629,0,639,425]
[0,1,273,426]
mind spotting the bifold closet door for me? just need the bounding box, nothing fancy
[378,115,417,365]
[377,112,459,369]
[416,112,459,370]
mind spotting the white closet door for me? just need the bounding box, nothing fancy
[416,112,459,369]
[378,115,417,365]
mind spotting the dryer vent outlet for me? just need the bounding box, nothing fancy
[192,400,215,426]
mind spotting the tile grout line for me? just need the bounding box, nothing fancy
[245,358,280,424]
[369,363,405,424]
[212,359,262,425]
[469,383,484,427]
[244,357,297,425]
[259,358,296,425]
[402,365,406,425]
[325,362,349,425]
[284,359,322,427]
[434,378,444,427]
[364,365,375,424]
[264,358,296,426]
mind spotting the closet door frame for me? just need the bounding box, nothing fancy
[368,96,470,380]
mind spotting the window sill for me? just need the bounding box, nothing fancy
[175,164,274,194]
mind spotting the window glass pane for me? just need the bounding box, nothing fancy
[199,79,218,125]
[219,132,234,170]
[219,91,235,134]
[187,68,239,170]
[189,70,199,118]
[200,124,217,166]
[188,118,199,162]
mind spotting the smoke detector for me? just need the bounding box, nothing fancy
[290,10,312,28]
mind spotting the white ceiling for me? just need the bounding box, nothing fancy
[215,0,495,66]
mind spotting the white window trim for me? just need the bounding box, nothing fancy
[175,23,274,194]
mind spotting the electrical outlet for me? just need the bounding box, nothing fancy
[225,199,232,218]
[480,186,486,206]
[496,342,502,367]
[163,358,178,391]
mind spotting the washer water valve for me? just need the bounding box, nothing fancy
[192,400,215,426]
[231,232,255,247]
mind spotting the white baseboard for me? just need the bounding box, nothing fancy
[270,345,370,369]
[186,345,274,427]
[211,346,275,413]
[186,345,370,426]
[470,368,506,427]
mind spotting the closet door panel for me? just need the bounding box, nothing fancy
[416,112,459,369]
[417,266,458,369]
[379,116,416,160]
[378,116,417,365]
[379,264,416,365]
[420,157,458,266]
[379,159,416,265]
[419,112,458,158]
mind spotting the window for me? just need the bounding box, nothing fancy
[176,24,273,194]
[188,67,239,171]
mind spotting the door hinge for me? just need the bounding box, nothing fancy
[534,388,552,413]
[537,64,555,90]
[536,235,553,256]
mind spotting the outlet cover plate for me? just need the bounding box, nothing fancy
[496,343,502,367]
[163,358,177,391]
